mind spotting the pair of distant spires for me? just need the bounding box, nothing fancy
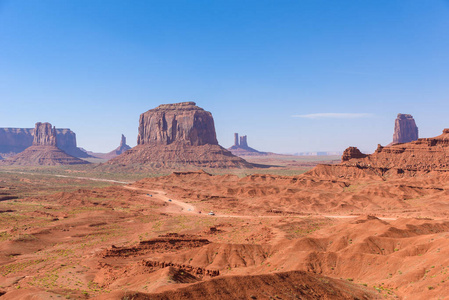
[234,133,248,148]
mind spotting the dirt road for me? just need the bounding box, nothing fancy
[124,185,397,221]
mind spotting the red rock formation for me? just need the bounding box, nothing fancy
[56,128,91,158]
[228,133,268,156]
[393,113,418,144]
[0,128,34,154]
[341,147,367,162]
[137,102,218,146]
[33,122,56,146]
[0,127,90,158]
[313,129,449,178]
[239,135,248,148]
[95,134,132,160]
[1,122,89,166]
[108,102,252,169]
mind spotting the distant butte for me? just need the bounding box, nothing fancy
[228,133,268,156]
[88,134,132,160]
[0,126,91,158]
[392,113,418,144]
[309,128,449,178]
[1,122,89,166]
[107,102,252,169]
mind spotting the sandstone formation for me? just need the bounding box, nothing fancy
[137,102,218,146]
[228,133,268,156]
[393,113,418,144]
[107,102,252,169]
[0,127,91,158]
[239,135,248,148]
[1,122,89,166]
[341,146,367,162]
[0,128,34,154]
[55,129,91,158]
[33,122,56,146]
[112,134,132,155]
[313,128,449,179]
[91,134,132,160]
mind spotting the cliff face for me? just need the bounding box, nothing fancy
[310,129,449,179]
[108,102,252,169]
[137,102,218,146]
[393,114,418,144]
[0,127,90,158]
[341,147,367,162]
[55,129,91,158]
[1,122,89,166]
[0,128,34,154]
[33,122,57,146]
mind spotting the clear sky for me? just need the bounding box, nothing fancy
[1,0,448,153]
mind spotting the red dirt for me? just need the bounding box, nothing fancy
[2,155,449,299]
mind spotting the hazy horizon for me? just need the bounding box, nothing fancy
[1,1,448,153]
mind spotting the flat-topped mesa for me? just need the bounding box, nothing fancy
[137,102,218,146]
[393,113,418,144]
[341,147,367,162]
[107,102,252,168]
[1,122,89,166]
[33,122,57,146]
[0,127,90,158]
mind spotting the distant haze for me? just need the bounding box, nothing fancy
[0,1,448,153]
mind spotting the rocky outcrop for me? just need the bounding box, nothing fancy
[0,128,34,154]
[341,147,367,162]
[239,135,248,148]
[118,134,131,153]
[33,122,57,146]
[94,134,132,160]
[228,133,268,156]
[313,128,449,179]
[56,129,91,158]
[137,102,218,146]
[0,127,91,158]
[393,114,418,144]
[1,122,89,166]
[107,102,252,169]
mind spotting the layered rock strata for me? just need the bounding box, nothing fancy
[311,129,449,179]
[0,127,90,158]
[1,122,89,166]
[341,147,367,162]
[137,102,218,146]
[33,122,56,146]
[108,102,252,169]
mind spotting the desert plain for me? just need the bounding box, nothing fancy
[1,150,449,300]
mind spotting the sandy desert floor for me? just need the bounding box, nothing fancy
[1,159,448,299]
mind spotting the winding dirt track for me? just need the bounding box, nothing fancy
[0,169,397,221]
[0,170,131,184]
[123,185,397,221]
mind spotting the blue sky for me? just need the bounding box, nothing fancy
[1,0,448,153]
